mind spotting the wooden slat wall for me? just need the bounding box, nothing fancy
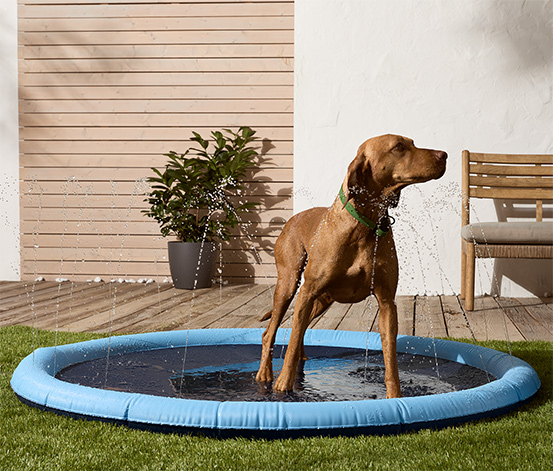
[18,0,294,284]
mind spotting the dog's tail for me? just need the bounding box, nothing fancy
[260,310,272,321]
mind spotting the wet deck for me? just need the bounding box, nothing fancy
[1,281,552,341]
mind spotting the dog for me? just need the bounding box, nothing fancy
[256,134,447,398]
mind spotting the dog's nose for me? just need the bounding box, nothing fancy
[434,150,448,161]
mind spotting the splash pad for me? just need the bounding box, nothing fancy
[11,328,539,438]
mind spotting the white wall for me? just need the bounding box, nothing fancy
[0,0,20,280]
[295,0,553,296]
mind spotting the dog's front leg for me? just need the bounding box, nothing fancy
[376,296,402,398]
[273,286,314,392]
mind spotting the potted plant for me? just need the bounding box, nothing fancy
[143,127,260,289]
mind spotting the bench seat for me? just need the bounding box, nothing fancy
[461,222,553,245]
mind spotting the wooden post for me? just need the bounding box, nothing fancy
[465,242,476,311]
[461,150,470,301]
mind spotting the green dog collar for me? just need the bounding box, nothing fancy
[338,187,390,237]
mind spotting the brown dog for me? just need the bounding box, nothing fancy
[256,134,447,398]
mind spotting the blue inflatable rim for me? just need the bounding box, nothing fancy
[10,328,540,438]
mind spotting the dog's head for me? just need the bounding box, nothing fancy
[345,134,447,206]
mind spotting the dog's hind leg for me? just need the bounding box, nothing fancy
[273,283,333,391]
[272,284,318,392]
[298,293,334,361]
[307,293,333,324]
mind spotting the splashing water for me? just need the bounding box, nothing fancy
[16,175,516,399]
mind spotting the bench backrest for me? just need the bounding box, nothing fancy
[462,151,553,226]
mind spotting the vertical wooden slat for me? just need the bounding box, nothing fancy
[461,150,470,227]
[18,0,294,283]
[461,149,470,302]
[537,163,543,221]
[536,200,543,222]
[465,242,476,311]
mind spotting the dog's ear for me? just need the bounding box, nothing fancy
[344,145,370,203]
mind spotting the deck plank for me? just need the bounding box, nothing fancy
[414,296,448,338]
[0,282,122,327]
[337,297,379,332]
[34,283,161,331]
[119,284,257,333]
[0,281,60,304]
[184,284,271,330]
[310,303,351,330]
[0,281,96,313]
[515,297,553,333]
[463,296,525,342]
[396,296,415,336]
[440,295,476,339]
[206,285,273,329]
[495,297,553,341]
[64,283,186,333]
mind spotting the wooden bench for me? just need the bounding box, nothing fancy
[460,151,553,311]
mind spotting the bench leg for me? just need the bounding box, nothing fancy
[465,242,476,311]
[460,241,466,299]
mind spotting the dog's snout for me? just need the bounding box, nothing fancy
[433,150,448,161]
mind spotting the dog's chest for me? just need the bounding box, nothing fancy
[328,238,398,302]
[321,256,374,302]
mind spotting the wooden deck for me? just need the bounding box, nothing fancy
[1,281,552,341]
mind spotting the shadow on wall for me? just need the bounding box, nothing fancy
[471,0,553,72]
[491,199,553,298]
[222,138,292,281]
[467,1,553,298]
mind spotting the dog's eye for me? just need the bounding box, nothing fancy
[393,143,405,153]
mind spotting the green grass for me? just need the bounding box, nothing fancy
[1,325,551,471]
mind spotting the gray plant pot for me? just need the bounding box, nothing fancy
[167,241,217,290]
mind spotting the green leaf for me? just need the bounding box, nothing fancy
[191,132,209,150]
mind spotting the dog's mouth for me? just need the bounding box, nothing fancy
[434,159,447,179]
[433,151,448,178]
[389,164,446,193]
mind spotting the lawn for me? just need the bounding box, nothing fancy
[1,326,551,471]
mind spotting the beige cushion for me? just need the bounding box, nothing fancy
[461,222,553,244]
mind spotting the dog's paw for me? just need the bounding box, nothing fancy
[385,389,402,399]
[255,368,273,383]
[273,374,294,393]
